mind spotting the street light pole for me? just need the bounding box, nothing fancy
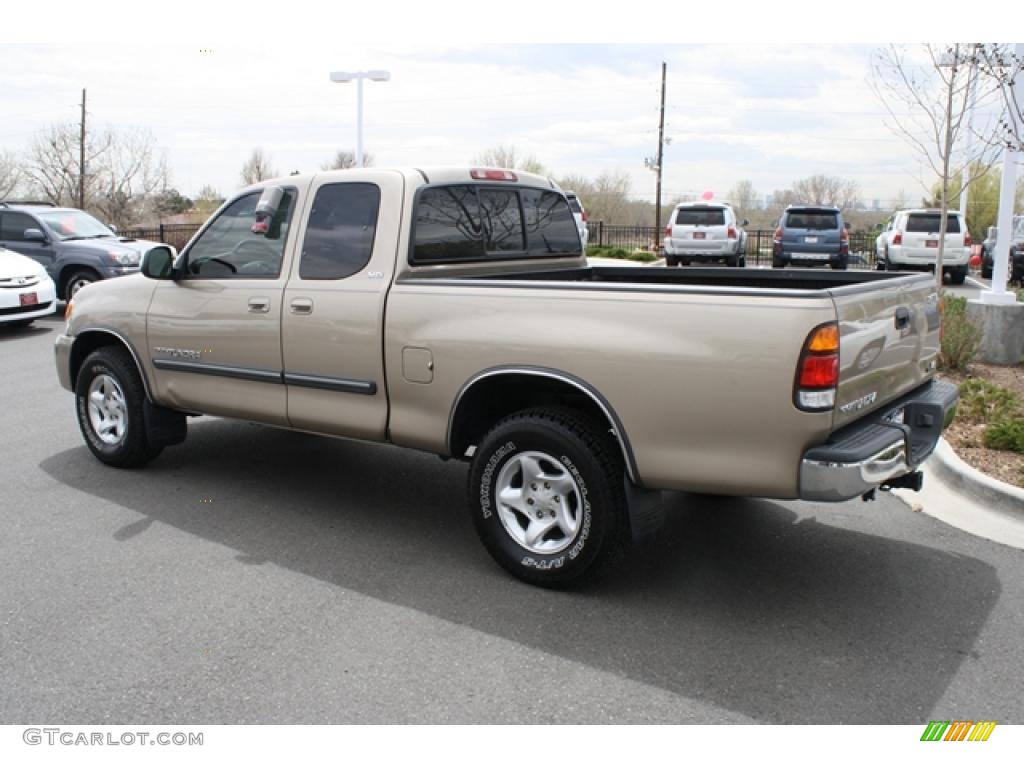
[329,69,391,168]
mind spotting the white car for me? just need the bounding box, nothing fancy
[564,191,589,250]
[663,200,747,267]
[0,246,58,327]
[875,209,971,285]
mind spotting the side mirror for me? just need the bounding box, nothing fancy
[741,219,749,227]
[252,186,285,235]
[108,225,119,235]
[141,245,178,280]
[23,228,47,243]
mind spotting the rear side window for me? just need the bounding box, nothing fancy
[412,185,579,263]
[566,196,583,214]
[785,211,839,230]
[675,208,725,226]
[906,214,961,234]
[299,183,380,280]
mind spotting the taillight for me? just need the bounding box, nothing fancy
[665,225,672,237]
[773,226,783,241]
[840,226,849,255]
[773,226,783,256]
[893,231,902,246]
[581,211,588,223]
[727,226,738,239]
[965,230,972,247]
[795,322,839,411]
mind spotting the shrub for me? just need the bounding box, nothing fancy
[983,419,1024,453]
[939,295,982,372]
[957,379,1021,424]
[626,250,658,263]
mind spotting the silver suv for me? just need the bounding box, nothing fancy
[875,208,971,285]
[663,201,747,267]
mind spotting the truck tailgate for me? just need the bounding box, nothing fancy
[832,274,941,429]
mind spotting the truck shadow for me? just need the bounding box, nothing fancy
[40,419,1000,724]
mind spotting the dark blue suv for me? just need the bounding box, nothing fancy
[0,203,162,300]
[773,205,849,270]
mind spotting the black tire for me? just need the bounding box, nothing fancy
[772,257,785,269]
[62,268,100,300]
[981,264,992,279]
[75,347,163,468]
[832,257,849,271]
[725,255,738,268]
[665,254,679,267]
[679,258,690,266]
[468,408,629,587]
[949,267,967,286]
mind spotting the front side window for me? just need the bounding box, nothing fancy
[184,190,295,278]
[0,212,39,241]
[299,183,380,280]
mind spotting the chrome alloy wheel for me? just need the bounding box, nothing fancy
[495,451,582,555]
[87,374,128,445]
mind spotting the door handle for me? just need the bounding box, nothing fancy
[290,298,314,315]
[248,297,270,313]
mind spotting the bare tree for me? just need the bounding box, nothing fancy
[473,145,547,175]
[321,149,374,170]
[727,180,760,220]
[871,43,1003,289]
[240,148,278,186]
[0,149,24,200]
[91,127,170,229]
[26,123,112,207]
[790,174,859,209]
[974,45,1024,151]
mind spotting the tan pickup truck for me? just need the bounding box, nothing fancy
[55,167,958,586]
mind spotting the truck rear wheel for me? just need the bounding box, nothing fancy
[75,347,164,468]
[468,408,628,587]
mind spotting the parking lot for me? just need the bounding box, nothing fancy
[3,309,1024,724]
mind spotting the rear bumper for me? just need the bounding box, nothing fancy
[888,247,969,267]
[799,379,959,502]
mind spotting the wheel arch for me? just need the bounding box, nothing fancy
[70,328,153,401]
[58,264,101,299]
[448,366,641,485]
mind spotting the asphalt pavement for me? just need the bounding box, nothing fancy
[2,309,1023,725]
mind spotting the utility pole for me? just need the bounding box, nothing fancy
[79,88,86,210]
[655,62,666,242]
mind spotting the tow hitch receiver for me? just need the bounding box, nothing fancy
[881,471,924,493]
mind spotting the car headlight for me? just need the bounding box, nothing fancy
[108,250,141,266]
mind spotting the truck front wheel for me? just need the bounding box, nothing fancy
[75,347,164,468]
[468,409,628,587]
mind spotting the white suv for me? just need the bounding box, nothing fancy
[663,201,747,267]
[875,209,971,285]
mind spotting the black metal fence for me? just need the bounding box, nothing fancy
[120,223,201,251]
[588,223,879,267]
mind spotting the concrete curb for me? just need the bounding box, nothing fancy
[925,438,1024,520]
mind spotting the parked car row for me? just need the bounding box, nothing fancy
[659,201,980,281]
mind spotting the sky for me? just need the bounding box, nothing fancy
[0,5,1016,211]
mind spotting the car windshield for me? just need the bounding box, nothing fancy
[786,211,838,230]
[676,208,725,226]
[1014,217,1024,240]
[37,210,115,240]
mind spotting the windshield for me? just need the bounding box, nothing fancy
[37,210,115,240]
[1014,217,1024,240]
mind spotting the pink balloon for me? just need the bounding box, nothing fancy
[702,190,714,201]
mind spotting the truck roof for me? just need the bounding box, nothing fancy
[249,167,563,192]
